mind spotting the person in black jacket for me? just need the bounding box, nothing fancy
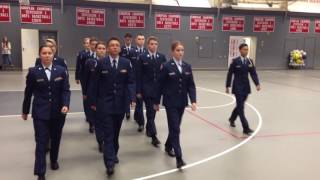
[22,45,71,180]
[155,41,197,169]
[226,43,261,136]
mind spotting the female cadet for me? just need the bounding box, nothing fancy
[155,41,197,169]
[22,45,71,180]
[35,39,68,71]
[85,41,107,153]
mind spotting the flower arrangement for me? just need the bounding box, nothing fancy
[289,50,306,69]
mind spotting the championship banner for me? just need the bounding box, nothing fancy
[76,7,105,27]
[253,16,275,32]
[289,18,310,33]
[315,20,320,33]
[155,12,180,30]
[222,16,245,32]
[118,10,145,28]
[190,14,214,31]
[20,5,52,24]
[0,4,11,22]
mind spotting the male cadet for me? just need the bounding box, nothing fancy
[136,36,167,147]
[75,37,90,85]
[120,33,135,120]
[90,37,136,176]
[132,33,147,131]
[226,43,261,136]
[82,37,98,133]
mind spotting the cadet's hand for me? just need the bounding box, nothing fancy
[61,106,69,114]
[131,102,136,108]
[83,95,87,100]
[76,80,80,84]
[22,114,28,121]
[91,106,97,111]
[154,104,160,111]
[136,94,142,99]
[191,103,197,111]
[226,87,230,94]
[256,85,261,91]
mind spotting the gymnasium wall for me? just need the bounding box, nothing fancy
[1,0,320,70]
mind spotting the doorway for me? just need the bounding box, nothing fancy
[21,29,39,70]
[228,36,257,67]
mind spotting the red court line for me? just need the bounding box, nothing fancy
[186,110,320,140]
[186,110,241,139]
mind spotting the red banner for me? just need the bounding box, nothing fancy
[0,4,11,22]
[155,12,180,30]
[190,14,214,31]
[222,16,245,32]
[315,20,320,33]
[253,16,275,32]
[118,10,145,28]
[20,5,52,24]
[289,18,310,33]
[76,7,105,27]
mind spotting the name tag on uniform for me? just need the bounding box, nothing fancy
[143,62,149,65]
[236,65,241,68]
[54,77,63,82]
[169,72,176,76]
[36,78,45,82]
[248,64,253,68]
[185,72,191,75]
[101,70,109,74]
[120,69,128,73]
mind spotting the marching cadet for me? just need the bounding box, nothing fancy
[84,41,107,153]
[226,43,261,136]
[90,37,136,176]
[22,45,71,180]
[120,33,135,120]
[136,36,166,147]
[132,33,147,129]
[155,41,197,169]
[75,37,90,85]
[35,39,68,71]
[82,37,98,133]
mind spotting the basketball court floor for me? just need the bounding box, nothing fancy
[0,70,319,180]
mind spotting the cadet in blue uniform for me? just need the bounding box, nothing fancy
[120,33,135,120]
[35,39,68,71]
[85,41,107,153]
[75,37,90,85]
[132,33,147,130]
[136,36,166,147]
[82,37,98,133]
[90,37,136,176]
[226,43,261,136]
[156,41,197,169]
[22,45,71,180]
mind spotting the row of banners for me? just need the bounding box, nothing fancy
[1,4,320,33]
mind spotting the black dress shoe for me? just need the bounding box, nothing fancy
[229,118,236,127]
[243,128,254,136]
[137,125,144,132]
[115,157,119,164]
[165,148,175,157]
[176,158,186,169]
[51,162,59,170]
[37,175,45,180]
[106,166,115,176]
[126,113,130,120]
[151,136,161,147]
[98,143,103,153]
[89,125,95,134]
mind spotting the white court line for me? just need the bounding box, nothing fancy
[0,88,81,92]
[133,87,263,180]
